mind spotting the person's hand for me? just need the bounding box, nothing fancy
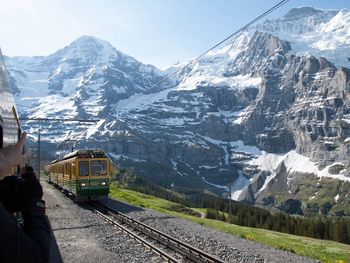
[18,168,45,213]
[0,167,44,213]
[0,132,27,178]
[20,167,43,200]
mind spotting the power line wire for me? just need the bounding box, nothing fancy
[18,117,99,123]
[150,0,291,89]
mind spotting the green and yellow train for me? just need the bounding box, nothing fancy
[46,149,112,201]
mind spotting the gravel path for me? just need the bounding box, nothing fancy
[43,181,317,262]
[44,182,162,263]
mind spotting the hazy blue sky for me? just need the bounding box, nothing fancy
[0,0,349,69]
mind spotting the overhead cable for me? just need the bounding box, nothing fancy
[151,0,291,89]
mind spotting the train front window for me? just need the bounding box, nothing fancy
[90,160,107,176]
[79,161,89,176]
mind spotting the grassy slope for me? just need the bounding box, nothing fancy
[109,185,350,263]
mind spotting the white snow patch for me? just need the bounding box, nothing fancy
[199,165,218,169]
[62,73,83,94]
[30,95,77,118]
[249,150,350,183]
[85,120,105,139]
[108,153,123,160]
[230,140,261,155]
[114,87,177,113]
[231,171,250,200]
[202,177,227,190]
[178,74,261,91]
[171,159,185,176]
[199,135,230,165]
[233,109,251,124]
[309,193,317,200]
[335,193,340,203]
[159,117,194,126]
[200,135,261,166]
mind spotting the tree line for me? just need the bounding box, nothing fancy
[204,200,350,244]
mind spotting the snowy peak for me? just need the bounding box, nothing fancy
[283,7,337,22]
[51,35,121,66]
[257,7,338,36]
[248,7,350,68]
[69,35,113,49]
[6,35,169,121]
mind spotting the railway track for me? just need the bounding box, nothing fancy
[86,200,226,263]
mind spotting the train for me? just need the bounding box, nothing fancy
[0,49,22,176]
[46,149,112,201]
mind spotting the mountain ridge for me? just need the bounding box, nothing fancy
[4,6,350,216]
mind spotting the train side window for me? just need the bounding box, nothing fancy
[68,163,71,178]
[79,161,89,176]
[65,163,71,176]
[71,164,76,178]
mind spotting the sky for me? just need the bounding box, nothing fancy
[0,0,349,69]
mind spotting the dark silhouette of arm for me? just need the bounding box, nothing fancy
[0,202,50,263]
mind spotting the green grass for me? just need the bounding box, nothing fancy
[109,185,350,263]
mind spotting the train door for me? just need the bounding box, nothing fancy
[64,162,68,190]
[56,165,59,185]
[71,160,77,194]
[78,159,89,195]
[59,164,64,187]
[66,162,72,193]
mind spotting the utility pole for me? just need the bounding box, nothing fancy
[20,117,99,181]
[228,184,232,221]
[37,123,41,180]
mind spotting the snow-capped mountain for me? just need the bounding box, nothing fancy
[5,7,350,216]
[254,6,350,68]
[8,36,168,120]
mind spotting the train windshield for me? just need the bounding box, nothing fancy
[79,161,89,176]
[90,160,107,176]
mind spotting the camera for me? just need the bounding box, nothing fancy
[0,166,37,213]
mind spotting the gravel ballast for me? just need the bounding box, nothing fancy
[102,198,318,263]
[44,182,163,263]
[43,181,317,262]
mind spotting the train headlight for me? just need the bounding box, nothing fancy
[81,183,86,187]
[101,182,106,186]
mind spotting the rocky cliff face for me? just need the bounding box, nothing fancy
[5,7,350,216]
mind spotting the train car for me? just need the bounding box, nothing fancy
[46,149,112,201]
[0,48,22,176]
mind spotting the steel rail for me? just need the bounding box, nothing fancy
[85,202,181,263]
[92,201,226,263]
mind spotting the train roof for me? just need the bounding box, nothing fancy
[51,149,107,164]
